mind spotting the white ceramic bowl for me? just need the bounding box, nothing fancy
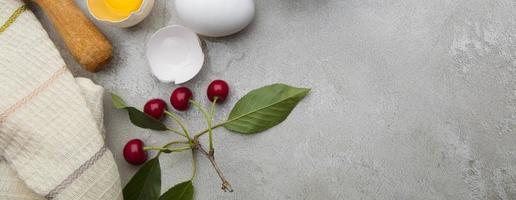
[146,25,204,84]
[87,0,154,28]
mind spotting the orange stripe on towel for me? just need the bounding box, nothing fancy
[0,65,68,123]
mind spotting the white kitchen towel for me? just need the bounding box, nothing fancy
[0,1,122,200]
[0,78,111,200]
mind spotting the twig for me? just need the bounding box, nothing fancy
[195,143,233,192]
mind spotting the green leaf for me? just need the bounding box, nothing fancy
[123,158,161,200]
[111,93,168,131]
[224,84,310,134]
[159,180,194,200]
[111,93,128,109]
[126,107,168,131]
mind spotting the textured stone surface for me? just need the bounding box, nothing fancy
[33,0,516,199]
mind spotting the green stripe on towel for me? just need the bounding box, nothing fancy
[0,5,27,34]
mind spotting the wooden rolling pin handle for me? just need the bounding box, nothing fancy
[34,0,112,72]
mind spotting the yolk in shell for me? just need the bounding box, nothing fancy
[104,0,142,17]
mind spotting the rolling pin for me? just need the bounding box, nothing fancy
[33,0,112,72]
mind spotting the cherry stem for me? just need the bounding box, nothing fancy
[144,146,191,152]
[190,100,215,152]
[194,122,226,139]
[190,149,197,180]
[208,97,218,152]
[155,140,191,157]
[165,126,187,138]
[164,110,192,140]
[194,143,233,192]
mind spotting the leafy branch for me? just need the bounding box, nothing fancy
[114,84,310,200]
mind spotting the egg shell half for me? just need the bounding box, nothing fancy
[146,25,204,84]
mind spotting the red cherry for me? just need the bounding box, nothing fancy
[170,87,193,111]
[143,98,167,120]
[123,139,148,165]
[207,80,229,103]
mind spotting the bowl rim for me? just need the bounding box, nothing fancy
[86,0,152,23]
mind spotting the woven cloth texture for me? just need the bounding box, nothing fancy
[0,1,122,199]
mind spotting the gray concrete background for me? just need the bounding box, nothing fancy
[33,0,516,199]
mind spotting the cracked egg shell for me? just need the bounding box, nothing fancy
[146,25,204,84]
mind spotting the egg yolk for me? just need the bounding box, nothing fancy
[104,0,142,17]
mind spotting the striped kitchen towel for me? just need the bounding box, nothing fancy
[0,1,122,200]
